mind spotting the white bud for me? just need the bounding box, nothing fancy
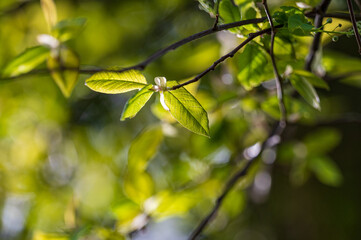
[154,77,167,90]
[37,34,60,49]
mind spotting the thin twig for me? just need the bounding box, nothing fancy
[304,0,331,71]
[304,11,361,21]
[188,121,286,240]
[170,26,282,90]
[347,0,361,54]
[262,0,287,126]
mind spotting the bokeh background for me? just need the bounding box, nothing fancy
[0,0,360,239]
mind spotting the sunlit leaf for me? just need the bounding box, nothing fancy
[52,18,87,42]
[290,74,321,110]
[2,46,50,77]
[121,85,154,120]
[33,231,68,240]
[219,0,241,24]
[128,125,163,172]
[293,69,329,90]
[152,190,199,219]
[164,81,210,137]
[113,199,142,228]
[309,156,343,187]
[85,70,147,94]
[41,0,57,29]
[47,47,80,98]
[237,44,268,90]
[123,172,154,204]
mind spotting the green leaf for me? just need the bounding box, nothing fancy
[290,74,321,110]
[41,0,57,29]
[123,172,154,204]
[85,70,147,94]
[309,156,343,187]
[163,81,210,137]
[237,44,268,90]
[52,18,87,42]
[128,125,163,172]
[293,70,329,90]
[47,47,80,98]
[288,14,314,36]
[219,0,241,24]
[2,46,50,77]
[304,128,341,155]
[121,85,154,120]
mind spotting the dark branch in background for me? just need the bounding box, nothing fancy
[354,0,361,12]
[347,0,361,54]
[262,0,287,127]
[170,26,282,90]
[189,121,286,240]
[304,0,331,71]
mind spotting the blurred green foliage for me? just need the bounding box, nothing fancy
[0,0,361,240]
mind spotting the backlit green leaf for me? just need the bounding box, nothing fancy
[219,0,241,24]
[85,70,147,94]
[121,85,154,120]
[290,74,321,110]
[128,125,163,172]
[164,81,210,137]
[47,47,80,98]
[237,44,268,90]
[2,46,50,77]
[288,14,314,36]
[309,156,343,187]
[293,69,329,90]
[41,0,57,29]
[123,172,154,204]
[52,18,87,42]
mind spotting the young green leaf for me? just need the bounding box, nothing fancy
[47,47,80,98]
[121,85,154,120]
[219,0,241,24]
[293,70,329,90]
[290,74,321,110]
[288,14,314,36]
[163,81,210,137]
[2,46,50,77]
[85,70,147,94]
[52,18,87,42]
[128,125,163,172]
[237,44,269,90]
[123,172,154,204]
[41,0,57,29]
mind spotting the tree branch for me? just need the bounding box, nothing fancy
[304,0,332,71]
[347,0,361,54]
[188,121,286,240]
[262,0,287,127]
[170,26,282,91]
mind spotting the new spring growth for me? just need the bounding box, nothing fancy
[154,77,170,111]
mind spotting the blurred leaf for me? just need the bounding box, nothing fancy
[52,18,87,42]
[153,191,198,218]
[124,172,154,204]
[47,47,80,97]
[128,125,163,172]
[33,231,68,240]
[304,128,341,155]
[237,44,268,90]
[2,46,50,77]
[121,85,154,120]
[221,189,245,217]
[41,0,58,29]
[309,156,343,187]
[164,81,210,137]
[290,74,321,110]
[293,69,329,90]
[113,199,142,227]
[85,70,147,94]
[219,0,241,24]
